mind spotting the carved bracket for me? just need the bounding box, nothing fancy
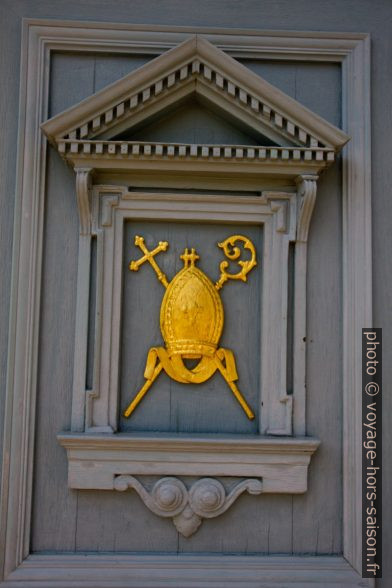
[75,167,93,235]
[296,174,318,242]
[114,475,263,537]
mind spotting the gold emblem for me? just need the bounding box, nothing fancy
[124,234,257,420]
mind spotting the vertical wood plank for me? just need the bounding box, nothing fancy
[75,488,178,552]
[31,53,96,551]
[291,62,342,554]
[93,54,153,92]
[31,51,344,557]
[240,60,341,126]
[178,492,293,554]
[292,161,343,555]
[48,53,96,117]
[0,2,21,490]
[31,151,80,551]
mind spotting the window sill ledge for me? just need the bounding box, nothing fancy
[58,432,320,494]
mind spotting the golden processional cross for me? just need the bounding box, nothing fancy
[124,234,257,420]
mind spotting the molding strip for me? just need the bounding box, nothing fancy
[3,554,367,587]
[342,35,372,576]
[58,433,319,493]
[41,35,349,150]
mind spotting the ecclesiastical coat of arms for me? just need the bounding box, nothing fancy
[124,234,257,420]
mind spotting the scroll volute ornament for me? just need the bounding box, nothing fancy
[114,475,263,538]
[124,235,257,420]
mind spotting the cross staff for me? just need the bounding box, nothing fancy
[129,235,169,287]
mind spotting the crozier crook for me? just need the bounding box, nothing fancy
[124,234,257,420]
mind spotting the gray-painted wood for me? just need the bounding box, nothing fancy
[31,52,158,552]
[0,2,22,487]
[31,52,96,551]
[93,54,155,92]
[75,488,178,552]
[241,60,341,127]
[126,99,262,145]
[269,59,343,555]
[49,54,153,118]
[31,148,80,551]
[48,54,95,118]
[0,2,388,583]
[293,159,343,555]
[29,51,343,555]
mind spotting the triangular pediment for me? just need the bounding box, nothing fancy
[116,97,275,146]
[42,36,349,152]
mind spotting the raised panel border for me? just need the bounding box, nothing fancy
[0,20,372,587]
[79,187,300,435]
[57,433,319,493]
[3,554,367,587]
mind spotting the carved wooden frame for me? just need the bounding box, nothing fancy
[70,185,308,436]
[57,183,319,500]
[0,20,372,587]
[39,34,335,529]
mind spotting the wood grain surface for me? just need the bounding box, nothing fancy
[30,49,344,555]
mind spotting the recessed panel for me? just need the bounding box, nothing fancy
[119,220,262,434]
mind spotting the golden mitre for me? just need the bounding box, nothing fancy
[124,236,257,420]
[160,250,224,359]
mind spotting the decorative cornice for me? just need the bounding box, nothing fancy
[58,433,319,494]
[114,475,263,537]
[61,61,320,148]
[58,432,320,454]
[59,140,335,164]
[41,36,350,152]
[59,141,335,178]
[296,174,318,242]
